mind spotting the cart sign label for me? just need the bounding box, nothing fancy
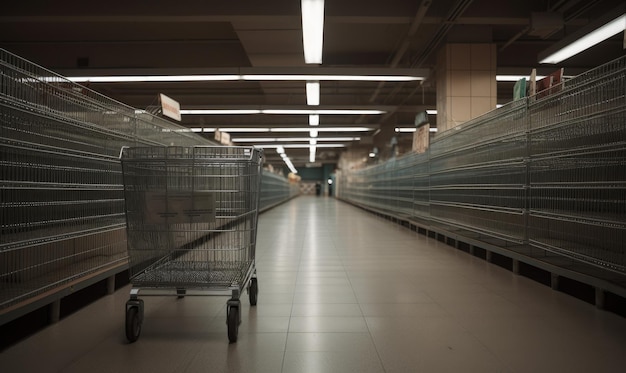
[159,93,181,121]
[144,191,216,224]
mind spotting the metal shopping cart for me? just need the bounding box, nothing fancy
[119,146,263,343]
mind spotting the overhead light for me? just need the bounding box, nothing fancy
[426,110,437,115]
[276,145,285,154]
[270,126,374,132]
[309,146,316,163]
[232,136,360,142]
[69,73,426,83]
[190,126,370,134]
[241,74,423,81]
[181,109,386,115]
[254,143,346,149]
[214,128,269,132]
[369,152,376,158]
[282,156,298,174]
[67,75,241,83]
[496,75,547,82]
[309,139,318,145]
[180,109,261,115]
[539,13,626,64]
[263,109,385,115]
[394,127,438,133]
[309,114,320,125]
[306,81,320,105]
[301,0,325,64]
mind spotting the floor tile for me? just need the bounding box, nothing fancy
[2,196,626,373]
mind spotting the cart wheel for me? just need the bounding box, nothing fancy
[249,278,258,306]
[125,306,141,343]
[227,305,239,343]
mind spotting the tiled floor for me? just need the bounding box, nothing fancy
[2,196,626,372]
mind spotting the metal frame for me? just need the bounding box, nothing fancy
[338,55,626,276]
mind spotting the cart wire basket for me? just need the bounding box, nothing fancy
[119,146,263,343]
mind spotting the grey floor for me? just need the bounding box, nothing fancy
[2,196,626,372]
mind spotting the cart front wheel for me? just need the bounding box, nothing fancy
[227,305,239,343]
[125,306,141,343]
[249,278,258,306]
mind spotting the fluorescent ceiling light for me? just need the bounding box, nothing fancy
[276,145,285,154]
[309,139,317,145]
[67,75,241,83]
[233,137,359,142]
[496,75,546,82]
[181,109,385,115]
[68,74,425,83]
[369,152,376,157]
[309,114,320,125]
[539,13,626,64]
[301,0,325,64]
[181,109,261,115]
[394,127,438,133]
[309,146,316,163]
[306,81,320,105]
[426,110,437,115]
[241,74,423,81]
[255,143,346,149]
[282,156,298,174]
[270,127,373,132]
[216,128,270,132]
[263,109,385,115]
[201,126,373,133]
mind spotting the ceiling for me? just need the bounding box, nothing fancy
[1,0,625,169]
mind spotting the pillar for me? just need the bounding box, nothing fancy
[436,44,497,133]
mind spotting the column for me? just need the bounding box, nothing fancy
[436,44,497,133]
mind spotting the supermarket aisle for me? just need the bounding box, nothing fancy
[1,196,626,372]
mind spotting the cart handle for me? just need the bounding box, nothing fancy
[119,146,129,160]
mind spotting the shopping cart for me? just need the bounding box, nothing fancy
[119,146,263,343]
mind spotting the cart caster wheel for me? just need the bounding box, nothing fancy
[249,278,258,306]
[227,305,239,343]
[126,306,141,343]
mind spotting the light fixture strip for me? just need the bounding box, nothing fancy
[189,127,373,133]
[309,114,320,125]
[540,14,626,64]
[180,109,385,115]
[496,75,546,82]
[301,0,325,64]
[254,143,346,149]
[232,137,359,142]
[306,81,320,105]
[242,74,423,81]
[283,156,298,174]
[67,73,425,83]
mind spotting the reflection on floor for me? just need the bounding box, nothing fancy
[1,196,625,372]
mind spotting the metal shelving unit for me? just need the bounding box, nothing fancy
[260,171,300,212]
[527,56,626,273]
[0,49,296,326]
[338,55,626,280]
